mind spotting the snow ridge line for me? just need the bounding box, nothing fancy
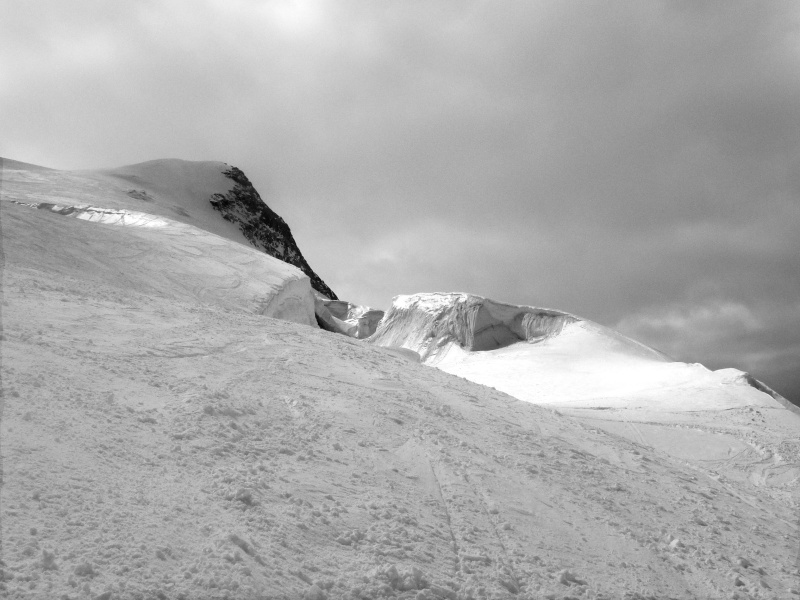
[11,201,171,228]
[209,166,338,300]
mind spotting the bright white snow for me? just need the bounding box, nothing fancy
[370,292,800,499]
[1,158,799,599]
[3,162,317,326]
[371,292,785,412]
[316,297,385,339]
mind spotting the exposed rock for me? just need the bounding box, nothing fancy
[210,166,337,300]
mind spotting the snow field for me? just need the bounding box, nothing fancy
[2,197,316,327]
[2,265,799,598]
[2,160,799,599]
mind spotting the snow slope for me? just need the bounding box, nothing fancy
[0,159,318,325]
[370,293,800,495]
[370,293,784,412]
[2,161,799,599]
[3,247,799,599]
[5,158,240,240]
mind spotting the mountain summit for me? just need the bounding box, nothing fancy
[99,158,337,299]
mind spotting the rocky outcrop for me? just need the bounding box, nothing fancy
[210,166,337,300]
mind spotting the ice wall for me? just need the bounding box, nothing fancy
[369,293,577,362]
[314,297,385,339]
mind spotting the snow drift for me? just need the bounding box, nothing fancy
[371,293,787,413]
[314,297,385,339]
[370,292,667,363]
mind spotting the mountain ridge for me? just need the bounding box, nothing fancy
[370,292,791,415]
[209,166,337,300]
[370,292,671,363]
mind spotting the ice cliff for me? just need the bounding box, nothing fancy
[370,292,788,412]
[369,292,661,362]
[314,297,385,339]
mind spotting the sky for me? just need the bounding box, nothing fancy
[2,0,799,404]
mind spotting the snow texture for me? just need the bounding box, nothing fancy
[371,293,786,412]
[370,292,664,361]
[1,158,799,600]
[315,297,385,339]
[2,160,317,326]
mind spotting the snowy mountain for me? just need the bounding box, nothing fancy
[370,292,791,412]
[104,159,336,300]
[1,157,799,599]
[371,292,799,495]
[207,166,337,301]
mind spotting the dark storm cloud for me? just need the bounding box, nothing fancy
[2,1,799,401]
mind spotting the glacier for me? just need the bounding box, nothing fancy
[315,296,385,339]
[370,292,788,413]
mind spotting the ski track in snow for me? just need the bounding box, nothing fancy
[2,268,799,598]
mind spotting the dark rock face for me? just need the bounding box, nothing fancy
[210,166,337,300]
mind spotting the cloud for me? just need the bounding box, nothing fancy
[617,301,763,357]
[617,299,800,401]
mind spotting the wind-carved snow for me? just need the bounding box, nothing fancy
[371,292,787,413]
[371,292,665,362]
[9,198,316,327]
[315,297,385,339]
[13,201,172,228]
[372,293,581,362]
[369,292,800,502]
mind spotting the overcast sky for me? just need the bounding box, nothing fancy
[2,1,799,403]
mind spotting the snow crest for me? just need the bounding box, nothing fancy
[257,275,316,325]
[315,298,385,339]
[371,293,787,413]
[12,202,171,228]
[370,292,578,362]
